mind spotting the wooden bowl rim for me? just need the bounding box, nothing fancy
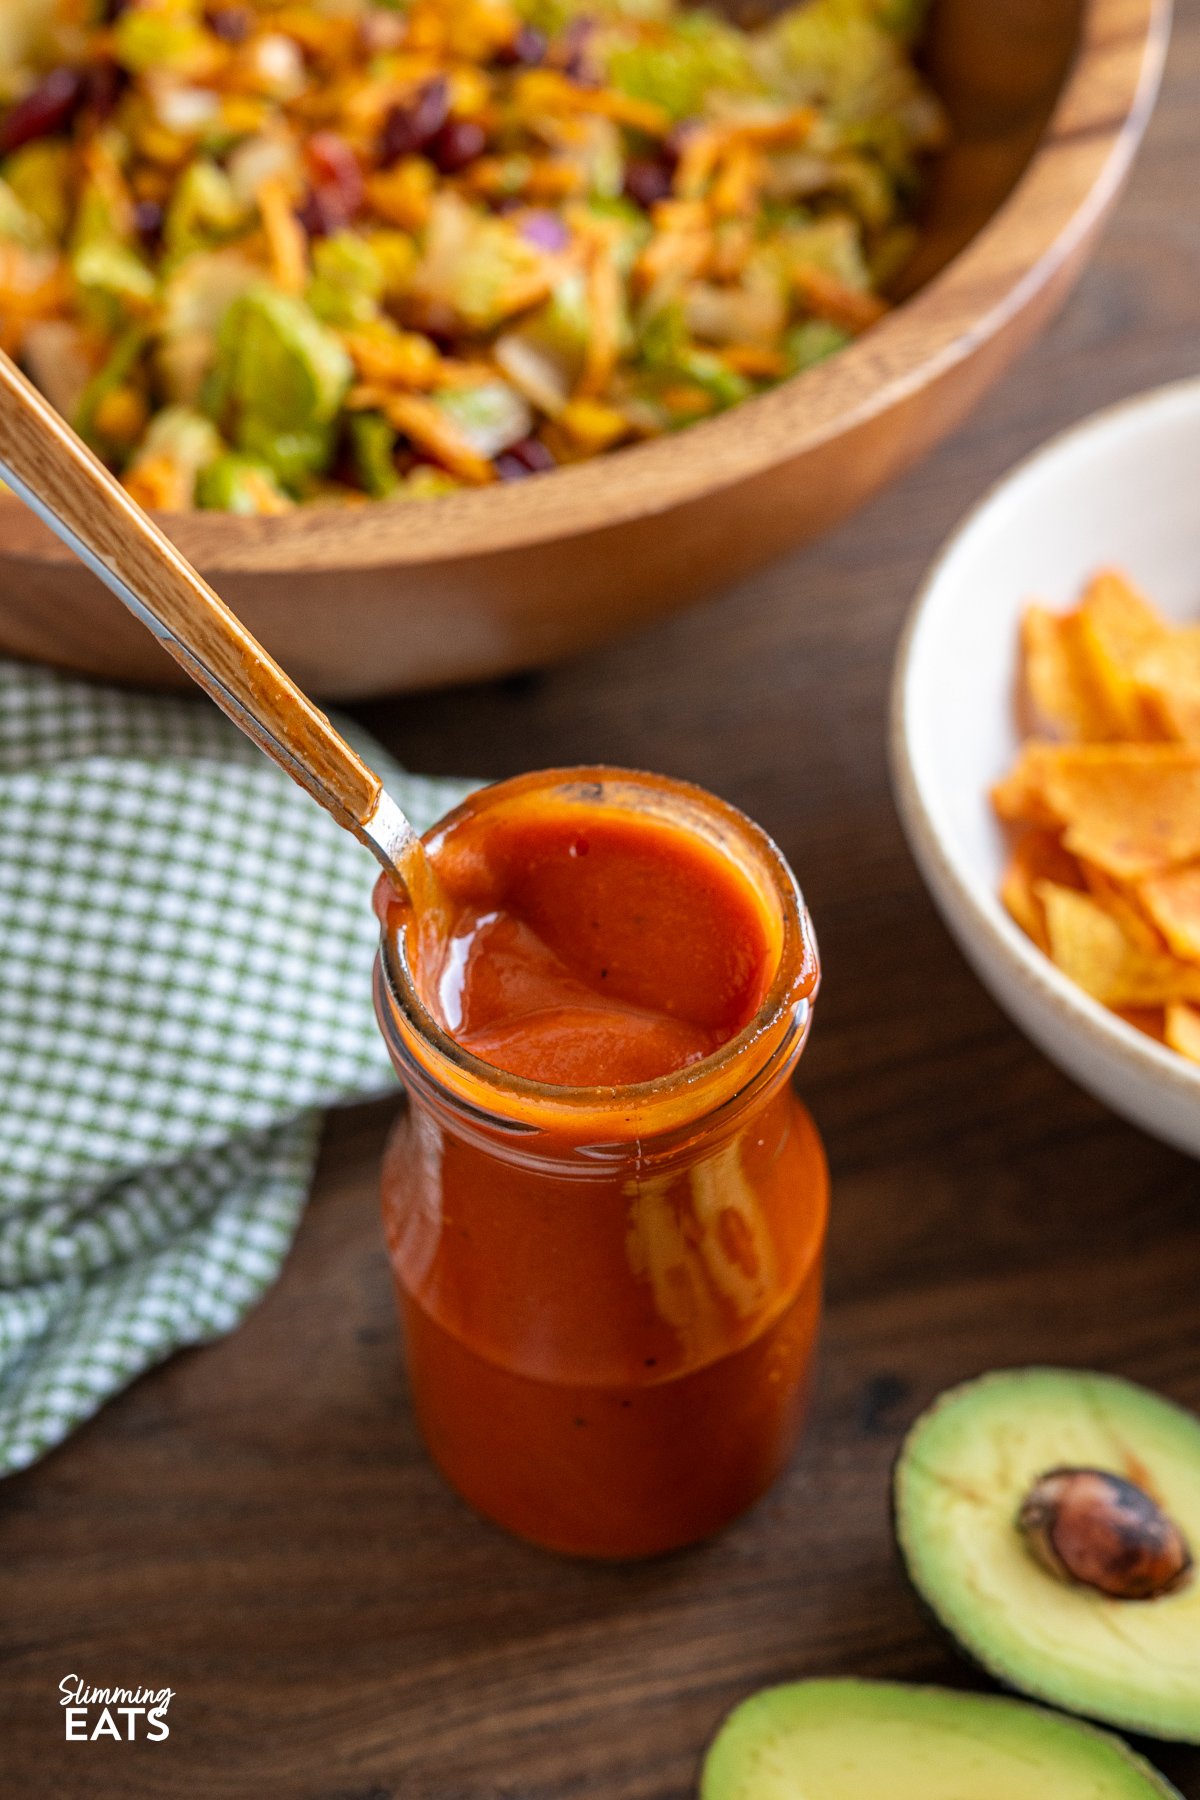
[0,0,1169,577]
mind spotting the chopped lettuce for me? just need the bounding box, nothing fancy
[348,411,400,499]
[775,212,871,289]
[74,325,148,447]
[234,419,338,490]
[113,8,219,79]
[0,176,47,250]
[492,269,592,414]
[761,0,945,178]
[2,142,71,244]
[411,195,556,333]
[211,283,353,436]
[605,12,763,121]
[164,159,250,259]
[307,230,385,328]
[517,0,674,31]
[434,380,532,460]
[784,317,850,370]
[637,304,750,407]
[125,404,225,506]
[72,240,158,329]
[157,248,261,403]
[205,285,351,488]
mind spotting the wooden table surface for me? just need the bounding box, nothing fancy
[5,10,1200,1795]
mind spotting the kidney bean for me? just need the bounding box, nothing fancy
[298,185,355,239]
[297,132,365,237]
[623,158,674,209]
[555,17,600,84]
[304,131,364,224]
[429,118,487,175]
[133,198,165,249]
[204,5,253,43]
[495,25,547,67]
[0,68,86,157]
[495,437,556,480]
[378,77,450,167]
[83,57,127,122]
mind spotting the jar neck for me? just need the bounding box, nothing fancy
[375,952,815,1173]
[373,766,820,1164]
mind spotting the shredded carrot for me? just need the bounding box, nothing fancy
[0,247,68,356]
[635,224,712,291]
[464,156,585,202]
[710,220,754,281]
[577,231,622,399]
[343,328,488,392]
[657,384,714,416]
[576,88,671,136]
[725,109,819,150]
[491,262,565,321]
[122,454,195,512]
[709,143,764,219]
[673,129,724,202]
[241,468,295,515]
[513,69,669,137]
[382,393,496,484]
[792,264,887,334]
[722,343,789,378]
[365,159,437,230]
[257,177,308,295]
[269,8,361,64]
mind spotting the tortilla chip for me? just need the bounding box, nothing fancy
[1038,745,1200,879]
[1001,829,1082,952]
[993,743,1200,876]
[998,574,1200,1063]
[991,743,1070,828]
[1164,1001,1200,1062]
[1077,860,1163,952]
[1137,865,1200,963]
[1076,582,1162,739]
[1113,1006,1167,1044]
[1079,567,1163,651]
[1134,627,1200,744]
[1021,605,1121,742]
[1037,881,1200,1007]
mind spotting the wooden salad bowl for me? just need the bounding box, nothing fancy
[0,0,1170,698]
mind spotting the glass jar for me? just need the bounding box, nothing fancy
[374,769,828,1558]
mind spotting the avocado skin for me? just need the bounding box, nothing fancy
[892,1368,1200,1745]
[700,1677,1184,1799]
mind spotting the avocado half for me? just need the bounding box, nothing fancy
[894,1368,1200,1742]
[700,1678,1182,1799]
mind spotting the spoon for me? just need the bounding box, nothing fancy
[0,346,427,894]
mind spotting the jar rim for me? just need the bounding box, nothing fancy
[377,766,819,1127]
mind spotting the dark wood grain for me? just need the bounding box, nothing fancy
[3,4,1200,1795]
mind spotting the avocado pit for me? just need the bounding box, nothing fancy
[1018,1467,1193,1601]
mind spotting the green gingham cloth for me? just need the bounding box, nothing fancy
[0,656,470,1476]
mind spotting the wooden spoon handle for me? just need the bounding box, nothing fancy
[0,348,403,854]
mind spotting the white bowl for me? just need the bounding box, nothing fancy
[890,379,1200,1159]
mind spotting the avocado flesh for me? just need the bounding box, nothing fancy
[895,1368,1200,1743]
[701,1679,1181,1799]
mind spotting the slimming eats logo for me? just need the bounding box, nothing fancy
[60,1674,173,1741]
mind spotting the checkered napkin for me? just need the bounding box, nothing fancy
[0,656,471,1477]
